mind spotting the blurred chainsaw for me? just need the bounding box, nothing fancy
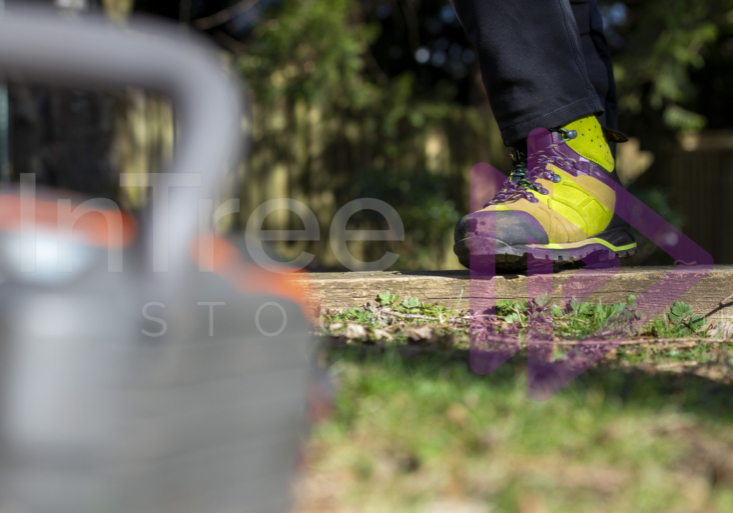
[0,7,313,513]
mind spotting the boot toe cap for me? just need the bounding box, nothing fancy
[454,209,549,246]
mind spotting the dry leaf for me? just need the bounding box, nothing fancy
[406,325,433,341]
[707,320,733,339]
[373,329,393,341]
[344,323,366,339]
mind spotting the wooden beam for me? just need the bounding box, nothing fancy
[290,266,733,321]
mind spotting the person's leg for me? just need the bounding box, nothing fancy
[451,0,636,271]
[572,0,619,156]
[450,0,612,146]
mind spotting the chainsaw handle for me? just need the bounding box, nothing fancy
[0,7,243,282]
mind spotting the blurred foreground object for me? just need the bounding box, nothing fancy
[0,7,312,513]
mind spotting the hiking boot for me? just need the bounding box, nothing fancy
[453,115,636,272]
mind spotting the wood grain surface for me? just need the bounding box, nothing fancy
[290,266,733,321]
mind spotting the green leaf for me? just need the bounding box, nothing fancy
[669,301,694,323]
[594,303,610,324]
[377,292,392,305]
[496,300,516,316]
[402,297,420,309]
[535,293,551,308]
[690,314,705,331]
[505,313,521,323]
[577,302,592,316]
[609,302,626,318]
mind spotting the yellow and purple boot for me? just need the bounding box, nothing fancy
[453,115,636,271]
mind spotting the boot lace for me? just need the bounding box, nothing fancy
[484,128,576,206]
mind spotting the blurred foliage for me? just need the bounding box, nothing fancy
[125,0,733,269]
[604,0,733,136]
[623,188,686,265]
[235,0,498,270]
[610,1,717,130]
[231,0,733,269]
[239,0,378,108]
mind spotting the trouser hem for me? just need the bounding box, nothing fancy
[499,97,601,147]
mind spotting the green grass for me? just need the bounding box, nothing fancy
[296,294,733,512]
[295,349,733,513]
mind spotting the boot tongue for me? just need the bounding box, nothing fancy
[511,140,527,154]
[483,145,535,206]
[560,115,615,173]
[526,127,557,156]
[508,145,528,184]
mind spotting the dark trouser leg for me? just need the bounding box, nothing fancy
[450,0,616,147]
[571,0,618,133]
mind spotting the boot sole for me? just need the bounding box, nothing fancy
[454,231,637,273]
